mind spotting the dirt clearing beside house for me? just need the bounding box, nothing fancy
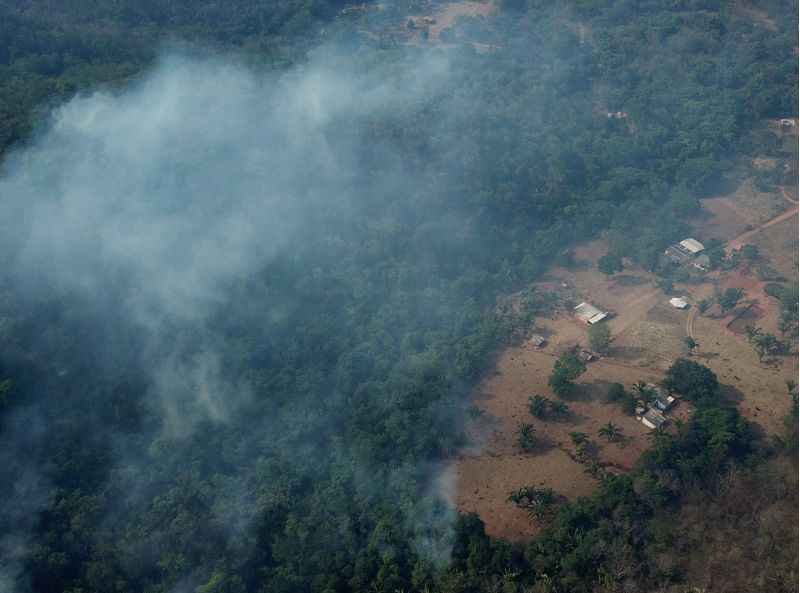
[452,346,669,541]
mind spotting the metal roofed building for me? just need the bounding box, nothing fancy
[679,238,705,254]
[574,302,608,324]
[669,297,689,309]
[639,408,667,430]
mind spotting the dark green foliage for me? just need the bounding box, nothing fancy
[718,287,744,312]
[587,322,611,353]
[517,422,537,452]
[548,348,587,397]
[663,358,719,405]
[597,253,623,276]
[508,486,559,521]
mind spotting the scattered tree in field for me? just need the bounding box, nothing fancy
[508,486,559,521]
[718,287,744,313]
[740,244,760,262]
[569,431,588,446]
[598,253,623,276]
[517,423,537,452]
[607,382,637,414]
[744,325,762,343]
[607,383,626,402]
[549,400,570,418]
[583,460,607,480]
[528,395,549,418]
[598,422,622,443]
[698,298,711,314]
[588,322,611,354]
[684,337,698,353]
[752,332,783,362]
[548,348,587,397]
[663,358,719,404]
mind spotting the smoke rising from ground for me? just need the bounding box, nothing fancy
[0,47,463,589]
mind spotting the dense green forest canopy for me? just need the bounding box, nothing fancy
[0,1,797,592]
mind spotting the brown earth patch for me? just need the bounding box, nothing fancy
[452,346,666,541]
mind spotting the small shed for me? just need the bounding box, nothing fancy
[693,254,711,270]
[669,297,689,309]
[578,349,596,363]
[679,238,705,254]
[529,334,547,348]
[574,302,608,324]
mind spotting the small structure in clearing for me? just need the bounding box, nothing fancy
[529,334,547,348]
[665,237,706,266]
[578,349,596,363]
[647,383,677,412]
[574,302,608,324]
[669,297,689,309]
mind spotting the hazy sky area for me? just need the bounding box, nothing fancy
[0,48,461,590]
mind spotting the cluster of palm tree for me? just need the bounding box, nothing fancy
[507,486,559,521]
[528,395,570,420]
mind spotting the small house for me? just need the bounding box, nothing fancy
[578,349,596,363]
[639,408,667,430]
[574,302,608,324]
[529,334,547,348]
[669,297,689,309]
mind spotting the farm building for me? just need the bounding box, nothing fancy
[665,238,706,265]
[578,349,596,363]
[574,302,608,324]
[646,384,676,411]
[529,334,546,348]
[679,238,705,254]
[639,408,667,430]
[669,297,689,309]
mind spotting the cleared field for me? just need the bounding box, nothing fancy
[746,216,799,282]
[452,345,669,540]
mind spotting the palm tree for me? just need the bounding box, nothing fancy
[518,423,537,452]
[528,395,549,418]
[598,422,622,443]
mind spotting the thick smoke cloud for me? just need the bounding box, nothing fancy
[0,47,458,589]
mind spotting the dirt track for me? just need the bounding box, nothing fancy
[726,205,799,252]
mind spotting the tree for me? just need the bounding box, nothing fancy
[698,298,711,314]
[569,431,589,446]
[508,486,558,521]
[718,287,744,312]
[598,253,623,276]
[588,322,611,354]
[663,358,719,404]
[684,337,698,353]
[607,383,626,402]
[549,400,570,418]
[548,348,587,397]
[598,422,622,442]
[744,325,762,343]
[752,333,782,362]
[740,244,760,262]
[517,423,537,452]
[528,395,549,418]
